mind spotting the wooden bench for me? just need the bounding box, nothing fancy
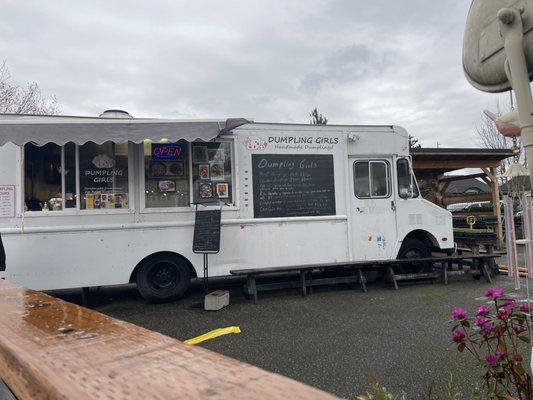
[0,279,340,400]
[230,254,500,303]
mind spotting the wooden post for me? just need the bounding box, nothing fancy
[434,176,451,208]
[483,167,503,249]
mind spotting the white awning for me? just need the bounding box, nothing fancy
[0,114,250,146]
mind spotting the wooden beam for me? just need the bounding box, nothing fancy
[481,168,496,183]
[0,280,339,400]
[443,193,492,206]
[439,181,451,194]
[430,179,444,207]
[480,175,491,186]
[437,172,487,183]
[412,160,500,169]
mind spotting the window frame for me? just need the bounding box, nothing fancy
[396,157,420,199]
[139,138,238,213]
[353,159,391,199]
[21,142,135,216]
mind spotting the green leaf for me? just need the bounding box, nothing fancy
[518,335,530,343]
[458,343,465,352]
[495,387,507,399]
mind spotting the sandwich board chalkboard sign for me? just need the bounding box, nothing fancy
[193,207,221,293]
[193,209,221,254]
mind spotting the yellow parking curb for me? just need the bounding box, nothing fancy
[184,326,241,345]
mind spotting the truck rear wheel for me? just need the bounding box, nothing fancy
[396,239,431,274]
[135,254,191,303]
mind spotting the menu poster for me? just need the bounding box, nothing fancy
[0,185,15,218]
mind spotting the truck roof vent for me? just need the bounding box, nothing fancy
[99,109,133,119]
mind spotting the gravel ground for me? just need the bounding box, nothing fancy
[50,265,532,400]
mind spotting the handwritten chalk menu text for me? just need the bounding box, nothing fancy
[193,209,222,253]
[252,154,336,218]
[0,185,15,218]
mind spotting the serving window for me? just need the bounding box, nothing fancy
[191,142,233,204]
[23,142,130,212]
[144,141,190,208]
[80,142,129,209]
[143,141,234,208]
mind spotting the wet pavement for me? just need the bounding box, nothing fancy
[49,265,533,399]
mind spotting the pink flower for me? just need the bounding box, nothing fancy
[520,303,530,313]
[476,305,490,316]
[486,350,505,367]
[486,354,499,366]
[452,329,466,343]
[482,321,493,336]
[475,316,488,327]
[484,287,505,300]
[498,307,511,320]
[504,298,517,309]
[515,355,524,363]
[451,308,468,320]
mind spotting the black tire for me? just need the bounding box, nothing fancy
[396,239,431,274]
[135,254,191,303]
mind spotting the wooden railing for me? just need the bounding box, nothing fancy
[0,279,340,400]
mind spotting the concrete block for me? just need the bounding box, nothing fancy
[204,290,230,311]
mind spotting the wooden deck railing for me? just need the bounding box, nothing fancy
[0,279,340,400]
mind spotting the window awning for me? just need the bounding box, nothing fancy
[0,114,250,146]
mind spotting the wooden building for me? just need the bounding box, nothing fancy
[411,148,516,247]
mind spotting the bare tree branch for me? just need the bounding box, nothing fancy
[0,61,59,115]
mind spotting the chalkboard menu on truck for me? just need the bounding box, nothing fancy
[252,154,336,218]
[193,209,221,253]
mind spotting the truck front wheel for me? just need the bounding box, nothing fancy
[136,254,191,302]
[396,239,431,274]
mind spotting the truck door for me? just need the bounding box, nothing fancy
[350,158,397,260]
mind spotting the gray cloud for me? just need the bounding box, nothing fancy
[300,44,394,93]
[0,0,510,147]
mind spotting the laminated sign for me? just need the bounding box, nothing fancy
[0,185,15,218]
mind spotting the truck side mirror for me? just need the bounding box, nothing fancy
[399,187,412,199]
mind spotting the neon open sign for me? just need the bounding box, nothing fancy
[152,144,182,160]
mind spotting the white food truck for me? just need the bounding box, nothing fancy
[0,111,454,301]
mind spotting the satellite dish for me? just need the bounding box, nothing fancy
[463,0,533,93]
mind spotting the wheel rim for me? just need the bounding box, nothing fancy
[401,248,428,274]
[148,261,179,290]
[404,249,423,259]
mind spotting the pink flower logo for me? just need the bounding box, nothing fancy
[244,136,267,151]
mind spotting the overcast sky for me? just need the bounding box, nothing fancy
[0,0,510,147]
